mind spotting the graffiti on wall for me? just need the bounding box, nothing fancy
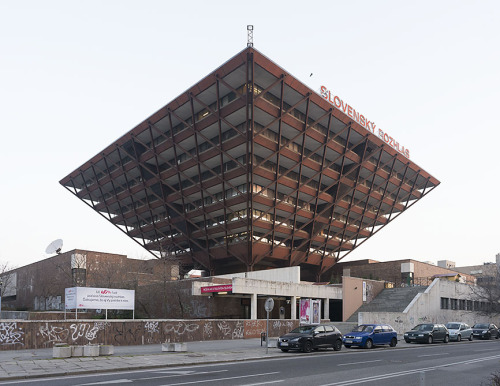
[144,321,159,334]
[39,323,69,343]
[0,322,24,346]
[165,321,200,338]
[70,322,109,342]
[244,320,264,338]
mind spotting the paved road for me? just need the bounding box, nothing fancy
[0,338,499,385]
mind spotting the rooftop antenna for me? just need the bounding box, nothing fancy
[247,25,253,47]
[45,239,63,255]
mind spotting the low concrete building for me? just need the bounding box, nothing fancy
[357,278,499,334]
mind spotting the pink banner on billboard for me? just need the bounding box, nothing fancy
[201,284,233,294]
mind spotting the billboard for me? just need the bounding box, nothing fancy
[65,287,135,310]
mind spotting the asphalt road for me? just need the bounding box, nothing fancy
[1,339,499,386]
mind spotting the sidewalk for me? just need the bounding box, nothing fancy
[0,339,286,381]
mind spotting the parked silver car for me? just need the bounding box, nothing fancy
[445,322,473,342]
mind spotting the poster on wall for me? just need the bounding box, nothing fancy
[65,287,135,310]
[300,298,311,324]
[312,299,321,324]
[300,298,321,325]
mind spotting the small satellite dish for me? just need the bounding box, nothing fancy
[45,239,63,254]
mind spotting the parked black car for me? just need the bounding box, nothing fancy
[471,323,499,340]
[404,323,449,344]
[277,324,343,353]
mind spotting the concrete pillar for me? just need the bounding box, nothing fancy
[251,293,257,319]
[291,296,297,319]
[324,298,330,321]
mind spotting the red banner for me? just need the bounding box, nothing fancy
[201,284,233,294]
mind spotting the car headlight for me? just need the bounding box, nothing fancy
[482,330,488,333]
[290,337,300,342]
[404,333,408,336]
[418,334,424,337]
[355,337,362,340]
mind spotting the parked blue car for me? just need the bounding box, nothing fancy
[343,324,398,349]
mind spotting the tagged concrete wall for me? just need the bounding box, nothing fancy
[359,279,500,334]
[0,319,314,351]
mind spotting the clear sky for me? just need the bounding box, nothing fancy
[1,0,499,269]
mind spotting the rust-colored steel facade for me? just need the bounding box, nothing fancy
[60,48,439,281]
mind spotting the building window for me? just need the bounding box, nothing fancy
[440,297,449,309]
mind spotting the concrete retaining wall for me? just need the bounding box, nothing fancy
[0,319,313,350]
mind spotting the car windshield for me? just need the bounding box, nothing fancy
[290,326,315,333]
[473,324,488,329]
[353,325,374,333]
[446,323,461,330]
[413,324,434,331]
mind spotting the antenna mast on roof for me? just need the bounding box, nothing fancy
[247,25,253,47]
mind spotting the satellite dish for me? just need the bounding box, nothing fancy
[45,239,63,255]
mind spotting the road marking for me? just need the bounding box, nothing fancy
[319,354,500,385]
[138,370,227,381]
[241,381,284,386]
[158,372,280,386]
[418,353,447,357]
[79,381,132,385]
[154,371,197,375]
[338,360,382,366]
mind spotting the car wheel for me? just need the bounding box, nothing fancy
[333,339,342,351]
[457,335,461,342]
[496,334,499,339]
[364,339,373,349]
[444,335,449,343]
[344,344,352,348]
[469,334,473,341]
[303,340,313,353]
[280,349,289,352]
[427,336,433,344]
[390,337,397,347]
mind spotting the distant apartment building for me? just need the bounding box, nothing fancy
[455,253,500,285]
[330,258,473,286]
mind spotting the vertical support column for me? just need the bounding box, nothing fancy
[324,298,330,321]
[251,293,258,319]
[291,296,297,320]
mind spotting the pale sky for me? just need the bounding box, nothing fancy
[1,0,499,270]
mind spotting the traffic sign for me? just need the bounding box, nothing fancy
[265,297,274,312]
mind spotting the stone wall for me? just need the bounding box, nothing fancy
[0,319,310,350]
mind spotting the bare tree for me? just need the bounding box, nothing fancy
[0,261,16,300]
[469,271,500,317]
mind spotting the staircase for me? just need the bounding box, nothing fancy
[347,286,427,323]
